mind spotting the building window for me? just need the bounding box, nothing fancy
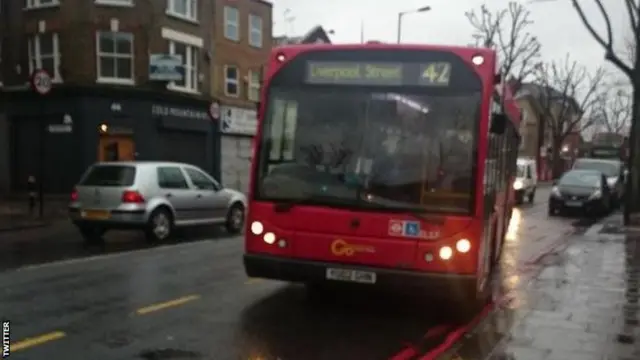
[167,0,197,21]
[249,14,263,48]
[168,41,199,92]
[96,31,134,84]
[224,65,239,97]
[25,0,58,9]
[224,6,239,41]
[28,32,62,82]
[248,70,260,101]
[95,0,133,6]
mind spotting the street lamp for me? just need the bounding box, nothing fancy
[397,6,431,43]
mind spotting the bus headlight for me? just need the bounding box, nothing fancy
[513,180,523,190]
[456,239,471,253]
[439,246,453,260]
[250,221,264,235]
[263,232,276,244]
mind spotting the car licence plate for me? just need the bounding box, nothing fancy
[326,268,376,284]
[81,209,111,220]
[565,201,583,207]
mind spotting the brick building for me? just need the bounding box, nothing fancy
[0,0,272,194]
[515,82,582,180]
[213,0,272,193]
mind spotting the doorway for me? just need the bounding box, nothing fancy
[98,135,135,162]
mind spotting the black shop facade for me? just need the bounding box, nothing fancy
[0,86,221,194]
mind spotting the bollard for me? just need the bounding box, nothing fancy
[27,175,36,216]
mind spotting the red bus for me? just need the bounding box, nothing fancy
[244,43,521,311]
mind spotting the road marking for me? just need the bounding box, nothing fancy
[135,295,201,315]
[244,278,262,285]
[13,237,241,273]
[11,331,66,352]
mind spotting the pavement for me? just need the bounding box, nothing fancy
[1,186,634,360]
[0,196,67,232]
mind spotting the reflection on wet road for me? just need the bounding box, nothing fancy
[1,187,604,360]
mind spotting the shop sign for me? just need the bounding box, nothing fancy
[152,104,208,120]
[220,106,258,136]
[149,54,184,82]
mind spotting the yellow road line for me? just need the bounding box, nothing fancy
[135,294,201,315]
[11,331,66,352]
[244,278,262,285]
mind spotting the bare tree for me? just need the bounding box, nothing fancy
[572,0,636,80]
[572,0,638,223]
[593,89,632,134]
[465,1,542,80]
[533,55,605,177]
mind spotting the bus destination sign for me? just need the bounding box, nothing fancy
[305,61,452,87]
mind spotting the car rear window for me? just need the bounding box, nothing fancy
[80,165,136,187]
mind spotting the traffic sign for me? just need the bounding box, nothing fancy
[31,69,52,95]
[209,101,220,120]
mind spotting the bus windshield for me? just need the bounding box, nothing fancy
[254,88,480,214]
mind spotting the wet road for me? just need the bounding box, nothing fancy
[0,187,598,360]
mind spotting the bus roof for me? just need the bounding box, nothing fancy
[271,42,498,56]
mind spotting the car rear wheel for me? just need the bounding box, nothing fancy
[145,207,173,243]
[528,188,536,203]
[225,203,245,234]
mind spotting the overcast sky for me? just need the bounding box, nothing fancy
[271,0,630,80]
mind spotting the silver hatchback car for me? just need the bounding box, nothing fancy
[69,161,247,243]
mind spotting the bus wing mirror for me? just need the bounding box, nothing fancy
[256,101,261,111]
[490,113,506,134]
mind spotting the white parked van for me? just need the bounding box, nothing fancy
[514,158,537,204]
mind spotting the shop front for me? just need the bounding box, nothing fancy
[1,86,220,194]
[220,106,257,193]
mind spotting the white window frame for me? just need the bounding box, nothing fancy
[224,6,239,41]
[167,40,199,94]
[27,33,62,83]
[96,31,135,85]
[248,14,263,48]
[25,0,59,9]
[224,65,239,97]
[167,0,198,22]
[247,70,260,102]
[94,0,134,7]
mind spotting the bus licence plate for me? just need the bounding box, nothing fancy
[326,268,376,284]
[565,201,583,207]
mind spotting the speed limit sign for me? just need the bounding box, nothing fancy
[31,69,52,95]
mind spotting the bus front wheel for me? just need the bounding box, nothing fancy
[452,279,494,323]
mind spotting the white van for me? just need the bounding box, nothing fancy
[514,158,537,204]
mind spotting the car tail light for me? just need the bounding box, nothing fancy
[70,188,79,202]
[122,190,145,203]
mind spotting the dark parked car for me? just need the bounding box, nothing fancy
[572,158,625,207]
[548,169,612,217]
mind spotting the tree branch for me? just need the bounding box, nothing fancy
[572,0,633,77]
[533,55,605,143]
[465,1,541,81]
[593,88,632,134]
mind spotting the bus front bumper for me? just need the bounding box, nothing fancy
[243,253,477,291]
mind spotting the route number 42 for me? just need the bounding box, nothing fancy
[421,62,451,85]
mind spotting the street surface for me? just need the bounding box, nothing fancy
[0,187,610,360]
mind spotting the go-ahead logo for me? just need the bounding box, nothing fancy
[330,239,375,256]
